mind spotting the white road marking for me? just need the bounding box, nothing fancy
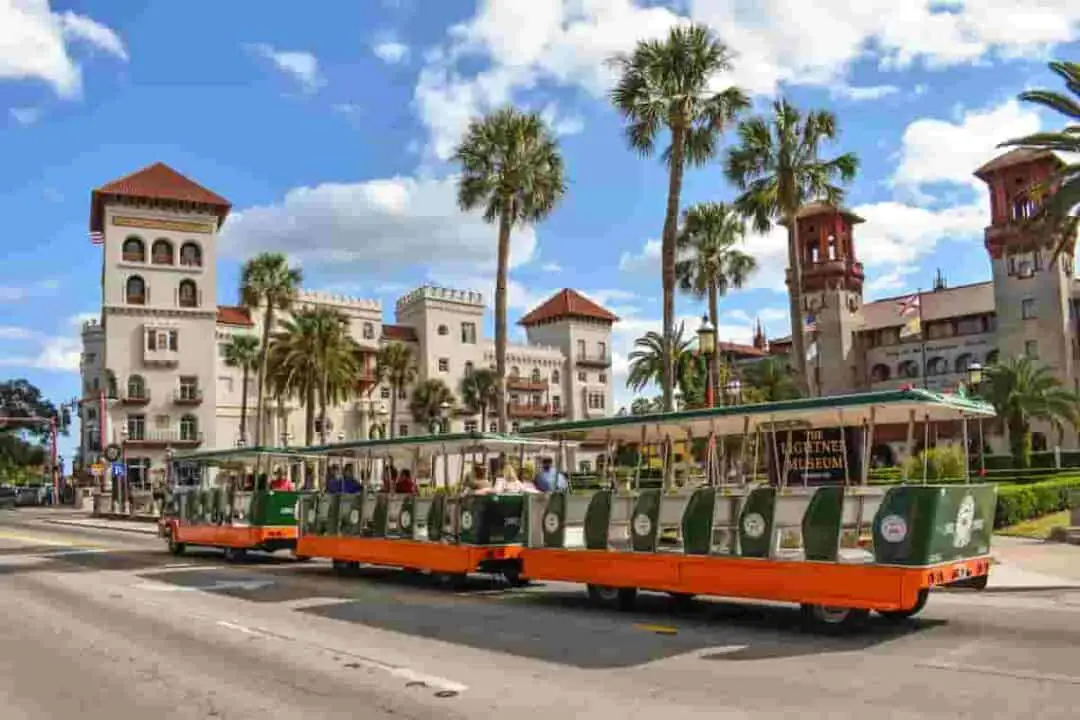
[134,579,273,593]
[277,597,350,610]
[919,661,1080,686]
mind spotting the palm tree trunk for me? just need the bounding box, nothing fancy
[784,215,810,396]
[318,371,329,445]
[304,384,315,447]
[239,366,250,444]
[495,204,512,433]
[389,382,399,439]
[660,124,687,412]
[253,303,274,446]
[480,406,488,434]
[708,282,721,406]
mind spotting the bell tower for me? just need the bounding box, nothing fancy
[975,149,1076,390]
[788,203,866,396]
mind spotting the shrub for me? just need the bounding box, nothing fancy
[995,476,1080,528]
[903,445,966,482]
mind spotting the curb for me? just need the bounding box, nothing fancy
[43,520,160,537]
[937,584,1080,594]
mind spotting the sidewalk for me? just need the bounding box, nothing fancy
[42,511,160,536]
[976,535,1080,592]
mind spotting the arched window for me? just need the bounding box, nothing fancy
[464,361,474,376]
[125,276,146,305]
[151,239,174,265]
[926,356,948,376]
[509,366,520,377]
[127,374,146,400]
[122,236,145,263]
[178,279,198,308]
[870,364,890,382]
[986,349,1000,365]
[898,360,919,378]
[955,353,973,374]
[362,323,374,339]
[180,415,199,441]
[531,368,542,382]
[552,369,560,383]
[179,242,202,267]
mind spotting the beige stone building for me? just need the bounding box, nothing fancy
[765,148,1079,461]
[78,163,617,488]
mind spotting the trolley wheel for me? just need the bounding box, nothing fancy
[878,589,929,621]
[435,572,469,590]
[223,547,247,563]
[587,584,637,611]
[800,604,870,633]
[667,592,696,610]
[502,564,529,587]
[331,559,352,576]
[166,528,185,556]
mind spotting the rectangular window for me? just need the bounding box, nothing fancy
[398,388,407,399]
[179,376,198,399]
[489,422,497,433]
[219,376,233,393]
[398,424,409,437]
[577,339,586,355]
[438,358,449,372]
[1022,298,1037,320]
[552,396,561,411]
[464,420,478,433]
[577,371,587,382]
[956,316,983,335]
[460,322,477,344]
[127,414,146,440]
[598,373,607,383]
[598,341,606,356]
[1025,340,1039,358]
[588,393,605,409]
[168,330,178,350]
[380,387,390,399]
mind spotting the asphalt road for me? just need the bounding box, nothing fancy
[2,508,1080,718]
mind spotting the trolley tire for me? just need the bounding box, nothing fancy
[587,584,637,611]
[331,559,351,576]
[166,528,185,556]
[502,565,528,587]
[878,589,929,621]
[667,592,696,610]
[223,547,247,563]
[800,604,870,633]
[435,572,469,590]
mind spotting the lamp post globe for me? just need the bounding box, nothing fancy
[966,361,983,389]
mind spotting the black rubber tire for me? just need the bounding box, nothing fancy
[879,588,929,621]
[223,547,247,563]
[668,592,696,610]
[331,559,350,576]
[166,528,185,556]
[800,604,871,633]
[587,584,637,611]
[502,564,528,587]
[435,572,469,590]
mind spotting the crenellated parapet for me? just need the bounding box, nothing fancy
[395,285,485,313]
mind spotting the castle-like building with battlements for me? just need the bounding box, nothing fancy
[77,163,617,487]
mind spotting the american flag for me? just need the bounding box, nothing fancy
[804,313,817,333]
[897,294,920,316]
[89,231,104,245]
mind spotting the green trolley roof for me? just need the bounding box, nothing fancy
[519,387,995,443]
[170,445,307,466]
[303,431,567,460]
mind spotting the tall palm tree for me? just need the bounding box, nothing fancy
[266,310,320,446]
[675,202,757,401]
[724,99,858,395]
[626,323,701,402]
[978,356,1078,468]
[611,24,749,412]
[240,252,302,446]
[221,334,260,446]
[998,60,1080,261]
[375,343,417,439]
[410,379,455,433]
[460,368,498,433]
[453,108,567,433]
[308,307,363,444]
[741,356,801,403]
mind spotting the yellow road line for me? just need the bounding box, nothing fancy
[633,623,679,635]
[0,530,102,549]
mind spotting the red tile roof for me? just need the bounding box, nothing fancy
[717,341,768,358]
[90,162,232,232]
[382,324,418,342]
[216,306,253,327]
[518,289,619,326]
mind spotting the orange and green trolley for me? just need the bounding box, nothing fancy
[293,432,568,584]
[160,446,311,561]
[517,387,999,629]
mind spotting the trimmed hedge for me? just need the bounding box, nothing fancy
[995,476,1080,528]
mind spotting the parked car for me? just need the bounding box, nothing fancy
[0,485,15,509]
[14,486,43,507]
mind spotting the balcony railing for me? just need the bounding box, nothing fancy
[507,403,560,419]
[575,352,611,368]
[174,388,203,405]
[123,430,203,447]
[507,376,547,392]
[120,391,150,406]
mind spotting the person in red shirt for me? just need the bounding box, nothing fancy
[394,468,417,495]
[269,467,294,491]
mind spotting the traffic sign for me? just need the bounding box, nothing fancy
[104,444,122,462]
[111,462,126,478]
[90,463,105,477]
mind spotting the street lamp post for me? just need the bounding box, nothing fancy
[697,314,716,408]
[725,377,743,406]
[118,425,129,514]
[967,362,985,476]
[431,401,452,434]
[674,388,684,412]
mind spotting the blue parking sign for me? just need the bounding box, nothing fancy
[111,462,126,478]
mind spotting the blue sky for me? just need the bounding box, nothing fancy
[2,0,1078,458]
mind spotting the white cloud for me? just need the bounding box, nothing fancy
[539,102,585,136]
[373,40,409,64]
[864,265,919,300]
[9,106,40,125]
[0,0,127,98]
[540,261,562,272]
[830,84,899,101]
[220,174,538,278]
[618,238,660,272]
[246,43,324,92]
[0,326,35,340]
[0,278,60,302]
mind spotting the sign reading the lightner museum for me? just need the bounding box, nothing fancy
[766,426,862,486]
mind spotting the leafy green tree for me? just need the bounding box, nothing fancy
[725,99,858,394]
[454,108,566,432]
[460,368,498,433]
[266,310,321,446]
[375,343,418,439]
[675,202,757,401]
[221,334,259,445]
[410,379,455,433]
[610,23,748,411]
[626,323,705,405]
[240,252,302,446]
[978,356,1079,468]
[999,60,1080,261]
[741,356,801,403]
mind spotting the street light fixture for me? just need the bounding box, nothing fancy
[337,431,346,443]
[673,388,683,412]
[697,314,716,408]
[280,431,292,447]
[967,362,986,476]
[725,377,743,405]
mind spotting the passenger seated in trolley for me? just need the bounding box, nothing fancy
[394,468,418,495]
[534,457,568,492]
[269,466,294,491]
[326,463,344,493]
[341,463,361,494]
[464,464,491,494]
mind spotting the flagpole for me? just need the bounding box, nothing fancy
[918,287,927,389]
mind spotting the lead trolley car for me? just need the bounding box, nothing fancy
[516,387,999,630]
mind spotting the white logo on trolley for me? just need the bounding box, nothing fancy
[742,512,766,539]
[460,510,474,531]
[954,495,976,549]
[543,512,560,534]
[880,514,908,543]
[400,510,412,529]
[632,513,652,537]
[349,509,360,525]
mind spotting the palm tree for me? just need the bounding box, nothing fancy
[410,379,455,433]
[460,368,498,433]
[626,323,702,403]
[978,356,1078,468]
[724,99,858,395]
[221,334,260,445]
[266,310,320,445]
[998,60,1080,261]
[309,307,363,444]
[376,343,418,439]
[741,356,801,403]
[630,396,664,415]
[240,253,302,446]
[675,202,757,401]
[453,108,567,433]
[611,24,749,412]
